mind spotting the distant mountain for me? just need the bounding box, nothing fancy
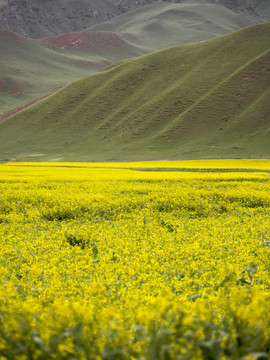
[220,0,270,22]
[0,0,121,38]
[0,0,269,39]
[0,23,269,162]
[88,2,256,52]
[1,1,258,114]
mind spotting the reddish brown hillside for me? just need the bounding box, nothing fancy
[42,32,130,52]
[0,96,48,122]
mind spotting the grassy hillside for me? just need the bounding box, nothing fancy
[1,1,258,114]
[89,2,257,52]
[0,29,144,114]
[0,23,269,162]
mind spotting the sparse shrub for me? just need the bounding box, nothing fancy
[42,207,78,221]
[65,233,88,249]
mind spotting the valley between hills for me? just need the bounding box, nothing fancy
[0,0,269,161]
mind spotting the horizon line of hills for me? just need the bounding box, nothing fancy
[1,0,270,39]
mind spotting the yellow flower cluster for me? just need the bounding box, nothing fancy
[0,160,269,359]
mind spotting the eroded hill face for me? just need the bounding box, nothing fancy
[0,0,269,38]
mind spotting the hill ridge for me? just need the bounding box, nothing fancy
[159,48,270,140]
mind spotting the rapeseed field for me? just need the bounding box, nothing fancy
[0,160,269,359]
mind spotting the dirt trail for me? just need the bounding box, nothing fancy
[0,95,48,122]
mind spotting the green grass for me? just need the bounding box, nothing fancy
[0,23,269,162]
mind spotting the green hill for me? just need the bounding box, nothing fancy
[0,1,259,114]
[0,23,269,162]
[0,29,143,114]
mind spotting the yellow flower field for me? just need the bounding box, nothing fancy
[0,160,269,359]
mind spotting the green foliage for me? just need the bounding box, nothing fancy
[42,208,79,221]
[237,262,258,285]
[65,233,88,249]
